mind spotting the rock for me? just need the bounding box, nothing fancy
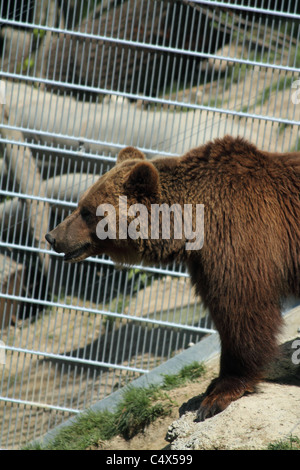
[166,382,300,450]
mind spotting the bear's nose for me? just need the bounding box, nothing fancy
[45,233,55,246]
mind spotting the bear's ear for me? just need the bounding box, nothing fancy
[117,146,146,165]
[124,161,160,200]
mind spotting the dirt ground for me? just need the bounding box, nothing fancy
[99,311,300,451]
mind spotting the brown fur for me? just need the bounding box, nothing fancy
[46,135,300,420]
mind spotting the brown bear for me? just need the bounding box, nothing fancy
[45,135,300,421]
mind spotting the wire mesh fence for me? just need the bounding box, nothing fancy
[0,0,299,449]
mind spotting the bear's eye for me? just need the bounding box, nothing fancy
[80,207,93,223]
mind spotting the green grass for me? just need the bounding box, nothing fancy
[161,362,206,390]
[112,386,173,440]
[267,436,300,450]
[24,361,205,450]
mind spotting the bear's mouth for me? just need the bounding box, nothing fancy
[64,243,91,262]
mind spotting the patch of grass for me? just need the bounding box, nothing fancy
[113,386,173,440]
[24,389,171,450]
[161,361,206,390]
[267,435,300,450]
[24,361,205,450]
[25,409,117,450]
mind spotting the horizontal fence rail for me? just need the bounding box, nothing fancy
[0,0,300,449]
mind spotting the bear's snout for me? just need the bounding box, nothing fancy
[45,232,55,247]
[45,229,65,253]
[45,216,94,263]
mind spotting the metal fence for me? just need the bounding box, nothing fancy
[0,0,299,449]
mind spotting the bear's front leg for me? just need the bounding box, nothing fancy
[196,375,256,421]
[195,299,282,421]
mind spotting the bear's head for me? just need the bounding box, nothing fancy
[45,147,161,265]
